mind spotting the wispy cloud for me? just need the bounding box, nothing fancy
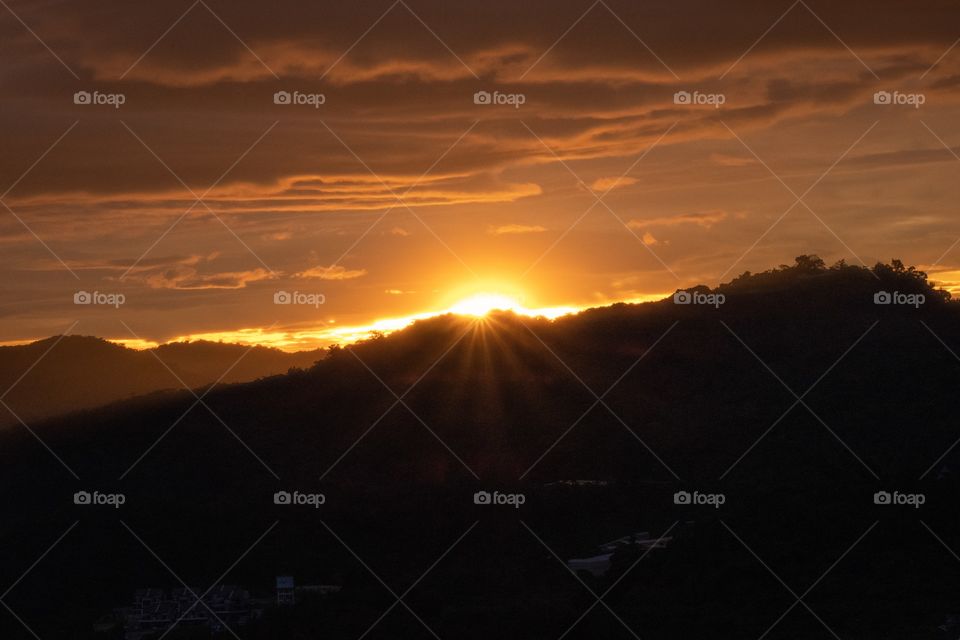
[628,210,729,229]
[488,224,547,235]
[591,176,638,192]
[295,265,367,280]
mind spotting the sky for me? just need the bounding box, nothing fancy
[2,0,960,350]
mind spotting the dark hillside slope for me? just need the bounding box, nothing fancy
[0,337,322,427]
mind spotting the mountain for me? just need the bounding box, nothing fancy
[2,256,959,639]
[0,337,323,428]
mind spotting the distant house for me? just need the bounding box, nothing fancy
[544,479,611,487]
[567,553,616,577]
[599,531,672,552]
[567,531,672,577]
[276,575,341,605]
[114,585,252,639]
[276,576,296,606]
[102,578,342,637]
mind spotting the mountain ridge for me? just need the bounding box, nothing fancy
[0,336,323,428]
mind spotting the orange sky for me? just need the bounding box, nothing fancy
[3,0,960,350]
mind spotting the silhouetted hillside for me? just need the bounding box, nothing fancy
[0,337,322,427]
[2,257,959,639]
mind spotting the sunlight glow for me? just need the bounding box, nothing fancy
[448,293,525,317]
[111,338,165,351]
[91,292,672,353]
[923,265,960,297]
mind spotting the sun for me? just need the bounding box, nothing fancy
[448,293,525,317]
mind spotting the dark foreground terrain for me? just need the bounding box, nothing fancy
[2,257,960,639]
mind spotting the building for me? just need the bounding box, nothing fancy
[115,585,252,639]
[276,575,296,606]
[567,531,673,577]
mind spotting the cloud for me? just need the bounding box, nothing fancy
[628,210,729,229]
[115,254,275,290]
[488,224,547,235]
[591,176,638,192]
[120,256,367,288]
[709,153,755,167]
[295,265,367,280]
[8,0,960,208]
[138,265,274,290]
[39,0,960,90]
[9,172,544,217]
[155,268,274,290]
